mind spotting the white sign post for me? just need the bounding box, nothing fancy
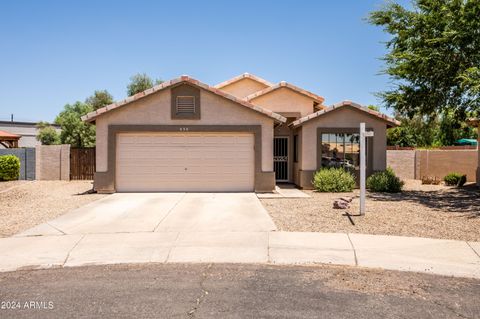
[359,123,373,216]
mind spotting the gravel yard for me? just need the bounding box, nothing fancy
[261,180,480,242]
[0,181,107,237]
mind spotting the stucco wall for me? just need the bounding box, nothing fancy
[300,107,388,172]
[416,149,477,182]
[219,78,269,99]
[387,150,416,180]
[249,87,315,117]
[95,88,274,173]
[35,145,70,180]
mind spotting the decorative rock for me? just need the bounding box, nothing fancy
[333,199,350,209]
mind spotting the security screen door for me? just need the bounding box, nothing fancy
[274,137,289,181]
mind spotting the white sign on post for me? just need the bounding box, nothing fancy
[359,123,373,216]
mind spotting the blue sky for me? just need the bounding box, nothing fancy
[0,0,409,122]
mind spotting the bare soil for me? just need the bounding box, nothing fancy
[261,180,480,241]
[0,180,107,237]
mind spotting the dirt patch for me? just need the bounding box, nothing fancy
[0,181,107,237]
[261,180,480,241]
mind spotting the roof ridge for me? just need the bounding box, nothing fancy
[81,76,286,123]
[244,81,325,104]
[214,73,274,89]
[289,100,400,127]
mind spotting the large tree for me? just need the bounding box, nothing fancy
[85,90,114,110]
[126,73,163,96]
[55,102,95,147]
[369,0,480,119]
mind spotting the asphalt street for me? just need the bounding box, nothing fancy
[0,263,479,318]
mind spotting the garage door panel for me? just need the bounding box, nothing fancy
[116,132,254,192]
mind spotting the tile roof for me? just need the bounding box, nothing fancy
[214,73,274,89]
[81,76,286,123]
[289,100,401,128]
[0,130,21,139]
[245,81,325,105]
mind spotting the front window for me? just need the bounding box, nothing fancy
[321,133,363,177]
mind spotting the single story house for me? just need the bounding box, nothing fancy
[82,73,399,193]
[0,120,61,148]
[467,118,480,186]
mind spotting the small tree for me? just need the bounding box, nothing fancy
[85,90,114,110]
[55,102,95,147]
[37,125,60,145]
[127,73,163,96]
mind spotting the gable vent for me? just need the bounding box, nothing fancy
[176,96,195,114]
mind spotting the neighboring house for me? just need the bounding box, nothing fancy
[82,73,399,193]
[0,121,61,148]
[0,130,21,148]
[467,118,480,186]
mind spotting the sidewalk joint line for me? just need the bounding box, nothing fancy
[346,233,358,266]
[153,193,187,232]
[46,222,67,235]
[466,242,480,259]
[63,234,85,266]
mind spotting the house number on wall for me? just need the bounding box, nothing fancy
[179,127,189,131]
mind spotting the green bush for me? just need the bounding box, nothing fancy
[0,155,20,181]
[313,167,355,192]
[443,172,467,187]
[366,168,404,193]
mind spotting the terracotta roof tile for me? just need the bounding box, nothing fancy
[245,81,325,104]
[0,130,21,139]
[214,73,273,89]
[289,100,400,128]
[81,76,286,123]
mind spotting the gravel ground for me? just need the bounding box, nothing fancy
[0,180,28,192]
[0,181,107,237]
[261,180,480,241]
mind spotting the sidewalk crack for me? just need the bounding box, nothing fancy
[466,242,480,259]
[63,235,85,266]
[346,233,358,266]
[153,193,187,232]
[187,263,213,318]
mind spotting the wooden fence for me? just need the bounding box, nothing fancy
[70,148,95,180]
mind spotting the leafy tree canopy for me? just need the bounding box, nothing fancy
[369,0,480,119]
[36,122,60,145]
[387,111,477,147]
[85,90,114,110]
[126,73,163,96]
[54,102,95,147]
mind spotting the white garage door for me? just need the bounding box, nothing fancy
[116,132,255,192]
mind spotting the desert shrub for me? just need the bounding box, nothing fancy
[313,167,355,192]
[443,172,467,187]
[0,155,20,181]
[366,168,404,193]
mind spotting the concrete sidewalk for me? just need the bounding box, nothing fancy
[0,232,479,279]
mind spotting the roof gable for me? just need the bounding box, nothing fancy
[245,81,325,105]
[214,73,273,89]
[81,76,286,123]
[289,101,400,128]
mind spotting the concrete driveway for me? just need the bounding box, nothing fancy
[17,193,277,236]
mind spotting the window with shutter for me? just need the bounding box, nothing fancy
[176,96,195,114]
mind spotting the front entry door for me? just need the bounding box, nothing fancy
[274,137,288,182]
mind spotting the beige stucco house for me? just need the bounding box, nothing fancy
[82,73,399,193]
